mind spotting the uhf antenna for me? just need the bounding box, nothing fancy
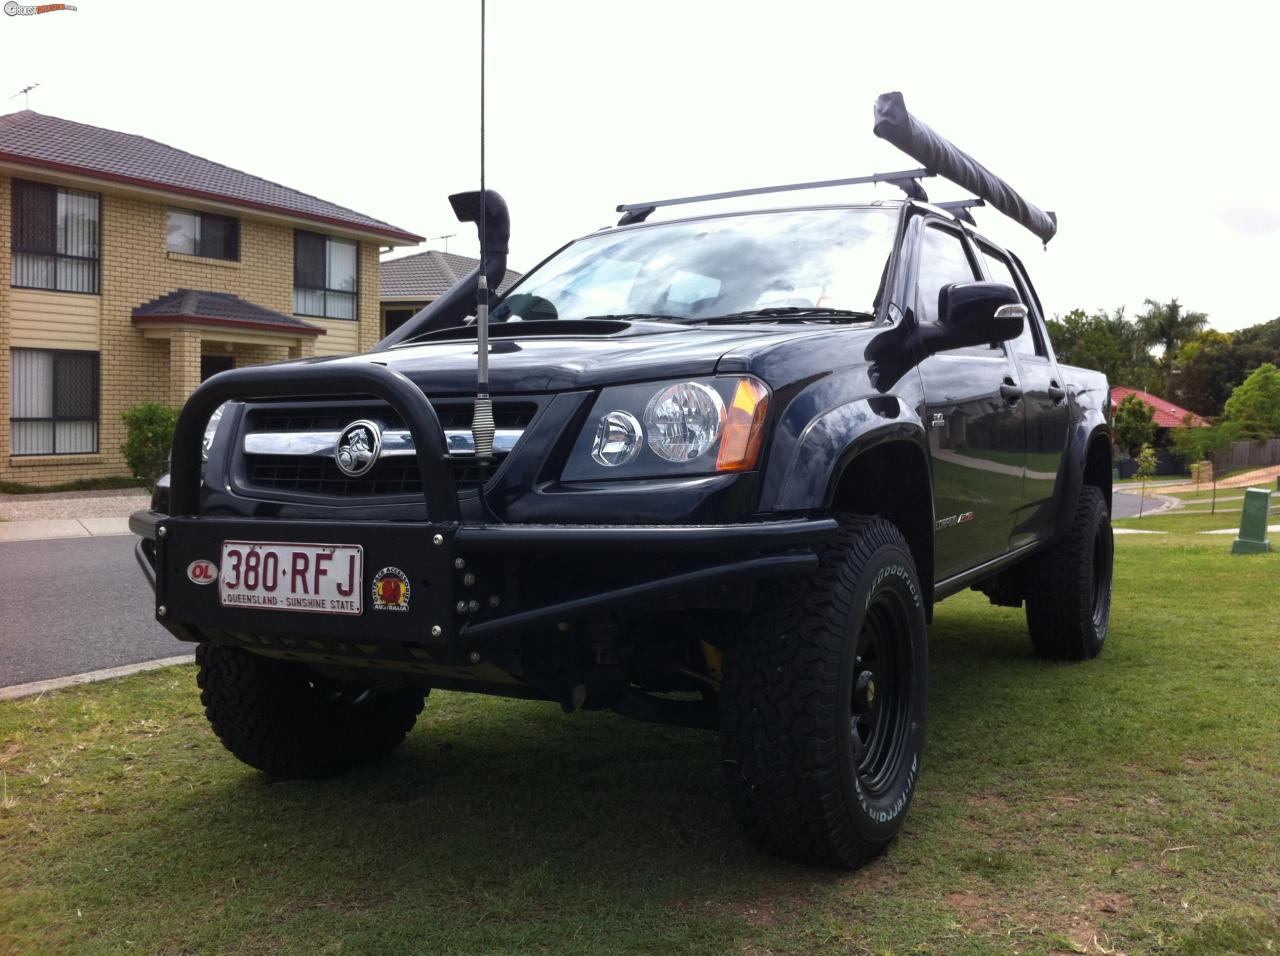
[10,84,40,109]
[471,0,496,473]
[427,232,457,253]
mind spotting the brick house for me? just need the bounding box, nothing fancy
[379,249,521,339]
[0,110,421,486]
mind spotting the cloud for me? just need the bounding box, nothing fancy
[1217,202,1280,237]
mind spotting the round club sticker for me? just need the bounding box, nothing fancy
[187,558,218,585]
[371,566,410,612]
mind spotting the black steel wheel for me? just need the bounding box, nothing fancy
[720,516,928,869]
[196,643,427,779]
[1026,485,1113,660]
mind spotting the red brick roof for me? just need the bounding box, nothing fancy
[0,110,421,244]
[1110,387,1209,428]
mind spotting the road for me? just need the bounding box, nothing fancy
[1112,489,1169,519]
[0,535,183,687]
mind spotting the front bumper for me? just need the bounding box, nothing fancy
[132,509,833,654]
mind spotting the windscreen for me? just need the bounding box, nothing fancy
[492,207,899,323]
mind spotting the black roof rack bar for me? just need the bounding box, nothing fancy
[934,199,985,211]
[615,167,933,225]
[934,198,985,226]
[874,91,1057,244]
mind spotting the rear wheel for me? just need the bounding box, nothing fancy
[1025,485,1113,660]
[719,516,928,869]
[196,643,426,778]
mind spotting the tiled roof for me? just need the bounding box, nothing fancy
[379,249,523,299]
[0,110,421,243]
[132,289,324,336]
[1110,386,1209,429]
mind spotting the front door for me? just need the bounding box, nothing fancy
[914,223,1026,581]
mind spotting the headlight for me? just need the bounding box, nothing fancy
[201,402,228,461]
[591,410,642,466]
[562,377,770,480]
[644,382,724,462]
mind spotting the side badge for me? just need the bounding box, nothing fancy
[371,566,411,612]
[187,559,218,585]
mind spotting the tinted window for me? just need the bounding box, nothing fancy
[916,226,976,324]
[979,246,1043,357]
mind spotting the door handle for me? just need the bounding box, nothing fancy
[1048,382,1067,404]
[1000,383,1023,404]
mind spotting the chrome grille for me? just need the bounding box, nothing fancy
[239,399,535,497]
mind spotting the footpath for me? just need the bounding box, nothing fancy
[0,489,150,543]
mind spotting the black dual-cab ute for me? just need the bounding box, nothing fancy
[133,92,1114,869]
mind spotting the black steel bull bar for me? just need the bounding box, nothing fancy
[169,362,458,521]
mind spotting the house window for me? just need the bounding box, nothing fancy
[10,179,101,294]
[294,231,357,319]
[10,348,100,455]
[166,208,239,260]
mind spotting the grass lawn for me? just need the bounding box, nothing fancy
[2,532,1278,954]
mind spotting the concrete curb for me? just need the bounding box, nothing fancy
[0,654,194,702]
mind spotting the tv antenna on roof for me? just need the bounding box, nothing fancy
[427,232,457,253]
[10,84,40,109]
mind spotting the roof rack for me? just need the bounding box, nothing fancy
[934,198,985,226]
[613,93,1056,244]
[615,168,933,226]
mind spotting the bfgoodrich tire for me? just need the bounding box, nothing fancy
[719,516,928,869]
[196,643,426,779]
[1025,485,1113,661]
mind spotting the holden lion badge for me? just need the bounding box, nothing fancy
[371,566,411,612]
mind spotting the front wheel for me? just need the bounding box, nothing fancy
[719,516,928,869]
[196,643,427,778]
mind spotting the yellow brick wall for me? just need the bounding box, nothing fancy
[0,172,382,486]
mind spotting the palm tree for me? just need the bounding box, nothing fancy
[1137,297,1208,397]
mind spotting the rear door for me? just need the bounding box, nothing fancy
[975,243,1070,547]
[914,222,1026,581]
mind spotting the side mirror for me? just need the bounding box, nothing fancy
[922,281,1026,354]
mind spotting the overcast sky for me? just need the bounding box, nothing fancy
[3,0,1278,331]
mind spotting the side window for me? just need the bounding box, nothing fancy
[979,246,1044,357]
[916,225,977,325]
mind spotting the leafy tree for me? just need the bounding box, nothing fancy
[121,403,179,488]
[1172,330,1241,416]
[1136,297,1208,397]
[1113,393,1157,457]
[1046,306,1158,391]
[1222,362,1280,439]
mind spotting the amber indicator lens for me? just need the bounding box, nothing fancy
[716,378,770,472]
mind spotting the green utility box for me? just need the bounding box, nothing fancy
[1232,487,1273,555]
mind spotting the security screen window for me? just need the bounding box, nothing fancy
[10,179,101,294]
[10,348,100,455]
[491,207,900,323]
[166,209,240,260]
[293,231,358,319]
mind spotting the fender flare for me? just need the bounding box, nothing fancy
[1048,413,1112,546]
[762,396,932,513]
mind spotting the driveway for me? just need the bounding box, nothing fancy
[0,535,183,687]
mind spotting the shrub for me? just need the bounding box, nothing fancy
[121,403,180,487]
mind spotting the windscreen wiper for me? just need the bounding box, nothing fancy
[584,313,691,322]
[688,307,876,325]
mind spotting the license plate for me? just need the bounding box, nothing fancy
[219,540,363,616]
